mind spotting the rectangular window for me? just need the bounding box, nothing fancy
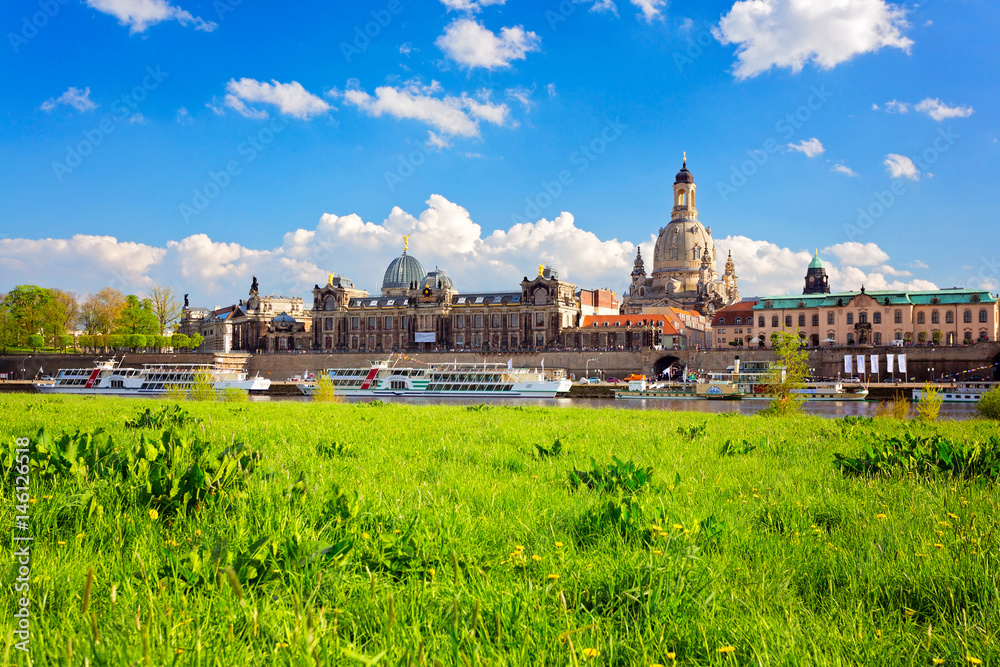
[473,334,482,347]
[368,317,376,329]
[811,314,819,327]
[785,315,793,328]
[847,333,855,344]
[772,316,779,327]
[873,312,881,324]
[473,314,483,328]
[385,316,393,329]
[895,310,903,324]
[535,333,544,347]
[964,310,972,323]
[798,314,806,327]
[324,317,333,331]
[874,332,882,345]
[918,312,925,324]
[401,316,408,329]
[758,316,765,328]
[509,314,520,327]
[931,311,939,324]
[351,317,359,330]
[980,310,988,323]
[827,312,835,325]
[455,315,465,328]
[455,334,465,346]
[492,314,502,328]
[847,313,854,325]
[510,334,518,347]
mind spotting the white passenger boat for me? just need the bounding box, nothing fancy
[297,360,571,398]
[913,381,997,403]
[35,359,270,396]
[615,377,868,401]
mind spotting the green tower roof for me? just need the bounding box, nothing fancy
[808,250,824,270]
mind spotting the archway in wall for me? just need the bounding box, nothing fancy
[993,351,1000,381]
[652,355,682,378]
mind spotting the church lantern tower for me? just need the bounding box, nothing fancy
[803,250,830,294]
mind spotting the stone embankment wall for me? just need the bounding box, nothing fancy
[2,343,997,383]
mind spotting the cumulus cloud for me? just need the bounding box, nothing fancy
[822,242,890,267]
[631,0,666,22]
[787,138,824,157]
[341,81,509,138]
[831,163,858,177]
[591,0,619,15]
[883,99,910,114]
[915,98,974,121]
[714,0,912,79]
[0,199,938,304]
[85,0,216,33]
[436,19,541,69]
[884,153,920,180]
[224,79,331,120]
[41,87,97,112]
[440,0,506,11]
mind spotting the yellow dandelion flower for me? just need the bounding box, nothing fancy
[718,646,736,654]
[175,649,184,655]
[149,509,159,521]
[967,657,982,665]
[428,568,435,577]
[933,659,944,665]
[752,494,759,498]
[876,514,886,520]
[672,524,683,530]
[905,609,915,616]
[555,541,564,548]
[651,525,663,532]
[532,554,542,562]
[667,653,676,661]
[939,521,951,527]
[76,533,85,539]
[57,540,66,546]
[652,550,663,555]
[948,513,959,519]
[28,498,37,504]
[362,532,370,540]
[582,648,600,658]
[394,529,401,534]
[659,532,668,538]
[547,574,560,580]
[934,543,944,549]
[651,664,664,667]
[515,545,525,551]
[194,529,201,537]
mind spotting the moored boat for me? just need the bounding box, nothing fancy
[297,359,571,398]
[913,381,997,403]
[35,359,270,396]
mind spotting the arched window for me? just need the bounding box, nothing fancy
[533,289,548,306]
[718,317,726,325]
[694,246,701,260]
[981,309,989,323]
[324,296,336,311]
[917,312,926,324]
[932,311,939,324]
[946,311,954,324]
[798,314,806,327]
[771,316,779,327]
[964,310,972,323]
[812,314,819,327]
[735,317,742,325]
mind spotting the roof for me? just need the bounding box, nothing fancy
[808,252,825,270]
[382,251,426,290]
[452,293,521,306]
[581,314,680,336]
[753,289,997,310]
[348,297,412,308]
[712,300,760,325]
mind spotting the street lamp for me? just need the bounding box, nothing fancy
[586,358,599,378]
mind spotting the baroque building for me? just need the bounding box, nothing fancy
[623,157,741,317]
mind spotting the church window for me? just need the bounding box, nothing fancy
[798,314,806,327]
[946,311,954,324]
[964,310,972,323]
[828,312,835,325]
[771,316,779,328]
[324,296,336,311]
[670,246,678,260]
[873,312,881,324]
[324,318,333,331]
[917,312,925,324]
[533,289,548,306]
[895,310,903,324]
[931,311,939,324]
[847,313,854,325]
[812,314,819,327]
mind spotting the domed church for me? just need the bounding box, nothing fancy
[623,157,741,317]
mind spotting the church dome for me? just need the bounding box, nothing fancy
[674,161,694,184]
[382,251,426,291]
[653,219,715,272]
[808,251,825,270]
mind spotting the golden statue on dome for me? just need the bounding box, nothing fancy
[403,234,411,252]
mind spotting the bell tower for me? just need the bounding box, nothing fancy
[672,153,697,221]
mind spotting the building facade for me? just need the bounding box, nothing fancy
[623,158,741,317]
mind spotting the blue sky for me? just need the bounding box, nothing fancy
[1,0,997,304]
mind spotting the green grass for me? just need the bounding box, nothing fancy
[2,396,999,666]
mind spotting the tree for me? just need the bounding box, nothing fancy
[50,289,79,334]
[148,286,182,335]
[107,334,125,350]
[172,333,190,350]
[127,334,147,350]
[0,307,18,352]
[189,333,204,351]
[27,334,44,351]
[763,330,811,415]
[57,334,74,351]
[115,295,160,336]
[2,285,54,345]
[81,288,125,335]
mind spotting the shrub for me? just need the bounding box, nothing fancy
[27,334,44,350]
[834,433,1000,481]
[189,371,216,402]
[873,394,910,420]
[312,374,338,403]
[976,386,1000,420]
[915,383,942,422]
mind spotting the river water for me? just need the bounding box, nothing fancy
[251,395,981,420]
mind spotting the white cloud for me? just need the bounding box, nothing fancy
[85,0,216,33]
[883,99,911,114]
[822,242,890,267]
[341,81,509,138]
[714,0,912,79]
[41,87,97,112]
[436,19,541,69]
[631,0,666,22]
[440,0,506,11]
[426,131,452,151]
[176,107,193,125]
[591,0,619,15]
[884,153,920,180]
[224,79,331,120]
[909,259,929,269]
[831,163,858,177]
[787,137,824,157]
[399,43,413,56]
[546,83,557,99]
[915,98,974,121]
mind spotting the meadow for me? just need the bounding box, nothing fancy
[1,395,998,666]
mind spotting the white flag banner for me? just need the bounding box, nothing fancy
[844,355,852,374]
[898,354,907,374]
[886,354,895,374]
[870,355,879,375]
[857,355,865,375]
